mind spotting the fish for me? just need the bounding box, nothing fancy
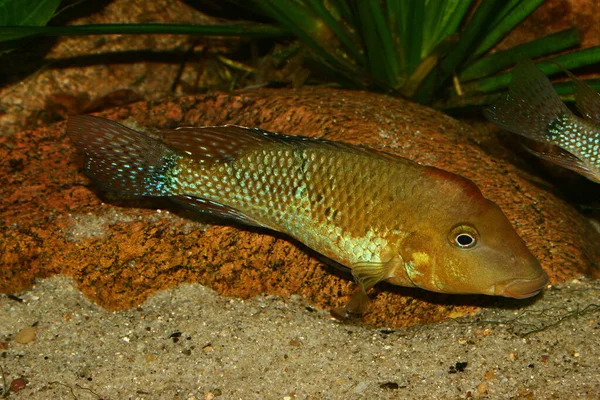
[67,115,548,307]
[484,59,600,183]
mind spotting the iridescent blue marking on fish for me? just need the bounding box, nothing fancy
[485,59,600,183]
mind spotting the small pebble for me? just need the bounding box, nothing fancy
[477,382,488,394]
[353,382,367,394]
[15,327,37,344]
[10,377,28,393]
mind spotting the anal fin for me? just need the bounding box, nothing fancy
[171,195,269,228]
[524,144,600,183]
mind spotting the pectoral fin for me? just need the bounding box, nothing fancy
[351,258,402,293]
[331,258,403,319]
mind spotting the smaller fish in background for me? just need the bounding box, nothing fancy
[484,59,600,183]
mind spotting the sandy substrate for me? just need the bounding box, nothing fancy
[0,276,598,399]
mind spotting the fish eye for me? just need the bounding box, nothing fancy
[449,225,479,249]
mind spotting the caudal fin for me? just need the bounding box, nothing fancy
[484,59,571,144]
[67,115,180,196]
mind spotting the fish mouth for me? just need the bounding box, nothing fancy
[494,271,549,299]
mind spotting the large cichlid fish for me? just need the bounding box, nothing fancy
[485,59,600,183]
[67,115,548,305]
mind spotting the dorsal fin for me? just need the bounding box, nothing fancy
[158,124,403,165]
[552,61,600,122]
[571,75,600,122]
[484,59,572,144]
[159,125,317,161]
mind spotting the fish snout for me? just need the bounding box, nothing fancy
[494,270,549,299]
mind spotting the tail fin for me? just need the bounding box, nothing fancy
[484,59,571,144]
[67,115,180,197]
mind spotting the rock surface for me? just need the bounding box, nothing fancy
[1,88,599,327]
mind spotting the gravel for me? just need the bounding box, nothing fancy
[0,276,598,399]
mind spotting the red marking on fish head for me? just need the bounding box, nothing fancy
[423,166,485,201]
[400,165,547,299]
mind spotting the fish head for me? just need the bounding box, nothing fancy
[394,170,548,299]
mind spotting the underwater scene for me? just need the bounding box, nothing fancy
[0,0,599,398]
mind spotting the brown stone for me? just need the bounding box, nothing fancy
[14,326,37,344]
[1,88,599,327]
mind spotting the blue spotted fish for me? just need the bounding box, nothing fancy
[485,59,600,183]
[67,115,548,305]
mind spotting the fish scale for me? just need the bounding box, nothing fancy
[67,115,548,303]
[549,115,600,167]
[171,146,398,268]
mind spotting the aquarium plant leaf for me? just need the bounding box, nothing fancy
[253,1,360,76]
[542,47,600,72]
[413,0,507,103]
[0,0,61,42]
[440,73,600,112]
[353,0,401,87]
[554,78,600,99]
[406,0,424,73]
[460,28,581,81]
[457,47,600,96]
[421,0,471,58]
[384,0,407,75]
[0,23,288,39]
[304,0,364,64]
[3,0,600,112]
[470,0,544,59]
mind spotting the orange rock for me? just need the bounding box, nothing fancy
[1,89,598,327]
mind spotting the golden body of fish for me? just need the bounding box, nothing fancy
[67,115,548,301]
[485,59,600,183]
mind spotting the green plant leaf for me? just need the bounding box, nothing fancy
[413,0,505,103]
[541,46,600,71]
[470,0,544,59]
[355,1,400,87]
[4,0,600,112]
[457,47,600,96]
[256,1,352,67]
[460,28,581,81]
[0,23,288,39]
[0,0,62,41]
[554,78,600,99]
[421,0,470,58]
[304,0,363,63]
